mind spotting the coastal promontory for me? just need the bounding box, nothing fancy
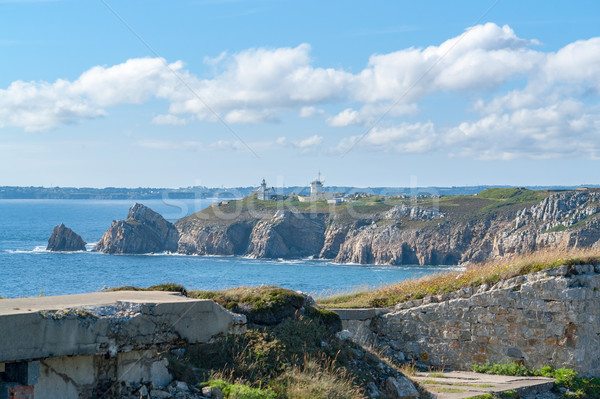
[175,188,600,265]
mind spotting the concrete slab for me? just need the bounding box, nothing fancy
[411,371,555,399]
[0,291,198,315]
[0,291,246,364]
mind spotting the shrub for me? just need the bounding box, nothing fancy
[207,379,276,399]
[471,362,600,398]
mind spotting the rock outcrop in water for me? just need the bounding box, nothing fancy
[174,189,600,265]
[94,203,179,254]
[47,223,87,252]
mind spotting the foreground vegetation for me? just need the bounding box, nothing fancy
[318,249,600,308]
[102,248,600,397]
[472,361,600,398]
[107,284,413,398]
[167,287,389,399]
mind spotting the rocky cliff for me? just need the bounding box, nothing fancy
[47,223,87,252]
[176,208,326,258]
[174,189,600,265]
[94,203,179,254]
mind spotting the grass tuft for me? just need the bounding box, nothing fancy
[104,282,187,295]
[270,355,365,399]
[472,361,600,398]
[204,379,276,399]
[189,286,305,313]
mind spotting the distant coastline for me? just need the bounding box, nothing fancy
[1,184,597,200]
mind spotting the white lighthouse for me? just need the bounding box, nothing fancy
[310,173,324,197]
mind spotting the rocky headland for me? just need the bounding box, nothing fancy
[46,223,87,252]
[174,188,600,265]
[93,203,179,254]
[88,188,600,265]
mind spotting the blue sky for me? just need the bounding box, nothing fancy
[1,0,600,188]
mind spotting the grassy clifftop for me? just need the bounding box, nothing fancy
[181,188,554,226]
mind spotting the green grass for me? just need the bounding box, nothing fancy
[421,380,495,388]
[476,188,550,213]
[204,379,276,399]
[471,393,520,399]
[435,387,465,393]
[318,249,600,308]
[472,361,532,376]
[168,305,366,398]
[124,218,142,227]
[476,188,535,200]
[189,286,305,313]
[472,362,600,398]
[104,282,187,295]
[544,224,567,233]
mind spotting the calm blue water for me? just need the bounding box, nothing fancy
[0,199,456,298]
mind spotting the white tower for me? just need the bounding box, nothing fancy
[310,172,323,197]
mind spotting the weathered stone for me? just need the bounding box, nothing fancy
[150,389,171,399]
[46,223,87,252]
[367,381,381,397]
[384,376,419,399]
[138,385,149,398]
[94,203,179,254]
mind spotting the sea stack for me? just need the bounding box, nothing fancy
[47,223,87,252]
[93,203,179,254]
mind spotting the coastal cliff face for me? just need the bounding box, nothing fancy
[94,203,179,254]
[175,189,600,265]
[246,210,325,258]
[47,223,87,252]
[176,208,326,258]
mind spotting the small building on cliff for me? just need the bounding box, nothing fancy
[256,179,276,201]
[298,174,343,203]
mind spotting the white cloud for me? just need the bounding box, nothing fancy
[152,114,188,126]
[327,108,360,127]
[224,109,277,124]
[0,24,545,131]
[544,37,600,90]
[327,103,418,127]
[293,135,323,151]
[0,57,180,131]
[299,106,325,118]
[352,23,542,103]
[446,101,600,159]
[2,22,600,162]
[137,134,324,154]
[332,122,437,154]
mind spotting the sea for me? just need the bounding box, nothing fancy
[0,199,457,299]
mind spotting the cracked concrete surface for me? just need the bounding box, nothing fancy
[411,371,556,399]
[0,291,246,364]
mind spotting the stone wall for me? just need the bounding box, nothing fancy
[344,265,600,376]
